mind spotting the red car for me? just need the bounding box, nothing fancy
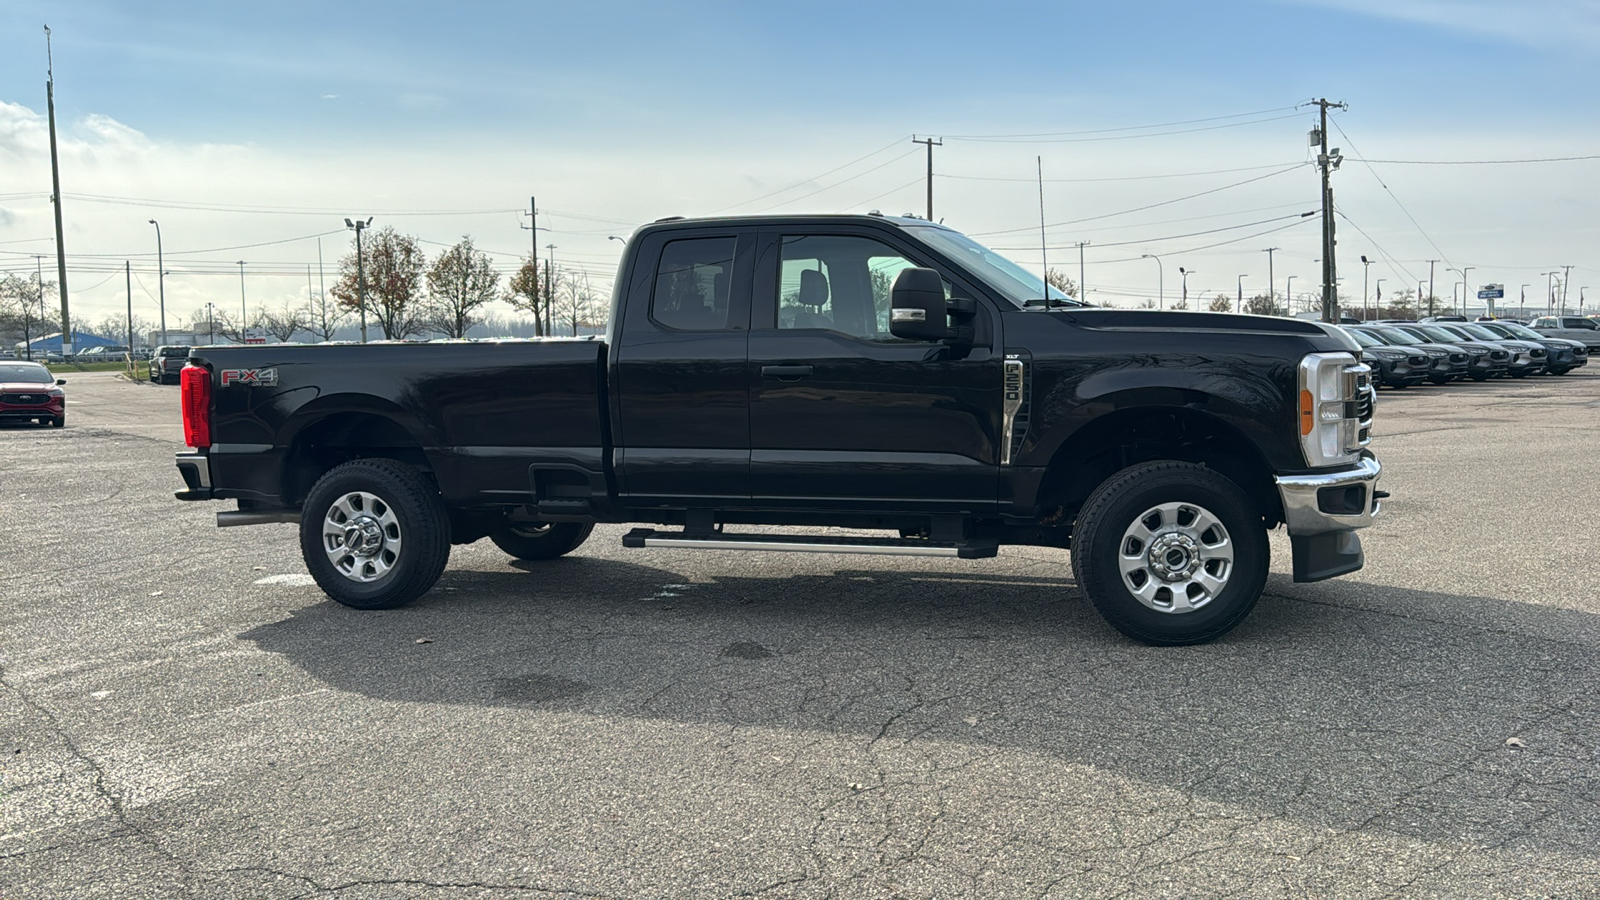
[0,362,66,427]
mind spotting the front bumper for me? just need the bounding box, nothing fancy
[1275,454,1383,583]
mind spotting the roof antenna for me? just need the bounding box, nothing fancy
[1037,156,1049,303]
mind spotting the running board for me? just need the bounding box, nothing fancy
[622,528,998,559]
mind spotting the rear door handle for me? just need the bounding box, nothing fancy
[760,365,814,380]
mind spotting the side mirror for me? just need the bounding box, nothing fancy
[56,379,66,385]
[890,267,966,342]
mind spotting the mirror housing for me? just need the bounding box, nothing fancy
[56,379,66,385]
[890,267,958,342]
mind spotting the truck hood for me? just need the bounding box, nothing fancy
[1059,309,1358,350]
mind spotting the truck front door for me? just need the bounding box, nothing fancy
[746,227,1002,512]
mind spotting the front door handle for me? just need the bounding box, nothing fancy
[761,365,814,380]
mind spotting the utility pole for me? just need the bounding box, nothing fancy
[125,261,132,354]
[912,137,942,221]
[521,195,544,335]
[317,237,328,338]
[1237,274,1247,311]
[1561,264,1575,314]
[44,26,72,355]
[1426,259,1439,318]
[1544,271,1556,316]
[1519,284,1529,318]
[1263,247,1279,313]
[236,261,248,341]
[1286,274,1297,313]
[1374,279,1385,321]
[1076,241,1090,303]
[1309,98,1346,322]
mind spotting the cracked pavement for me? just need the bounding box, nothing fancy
[2,370,1598,897]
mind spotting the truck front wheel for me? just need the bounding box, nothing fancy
[490,521,594,561]
[1070,461,1269,646]
[299,459,451,610]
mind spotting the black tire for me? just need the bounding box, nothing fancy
[50,416,63,428]
[1470,372,1488,382]
[299,459,451,610]
[1427,376,1451,385]
[1070,461,1269,646]
[490,521,594,560]
[1552,367,1571,376]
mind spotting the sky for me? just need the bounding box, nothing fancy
[1,0,1598,335]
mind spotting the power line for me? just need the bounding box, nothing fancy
[935,162,1306,183]
[751,149,920,213]
[1359,154,1600,165]
[945,112,1305,144]
[1326,116,1456,277]
[941,105,1302,140]
[970,165,1308,237]
[708,135,910,214]
[992,211,1315,252]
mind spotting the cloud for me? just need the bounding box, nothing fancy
[1290,0,1600,50]
[321,94,338,100]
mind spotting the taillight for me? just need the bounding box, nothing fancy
[180,364,212,448]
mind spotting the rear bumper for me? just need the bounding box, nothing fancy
[174,452,213,500]
[1275,454,1383,583]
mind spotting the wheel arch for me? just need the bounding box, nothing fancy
[279,396,440,507]
[1034,404,1284,530]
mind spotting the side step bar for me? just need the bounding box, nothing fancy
[622,528,998,559]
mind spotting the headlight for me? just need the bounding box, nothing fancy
[1373,349,1406,360]
[1464,346,1488,356]
[1298,352,1372,468]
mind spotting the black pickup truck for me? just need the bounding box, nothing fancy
[174,214,1383,645]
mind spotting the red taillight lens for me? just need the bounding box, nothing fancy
[180,364,212,448]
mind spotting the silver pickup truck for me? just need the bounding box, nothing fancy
[1529,316,1600,352]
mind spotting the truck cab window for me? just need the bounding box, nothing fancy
[651,237,737,331]
[777,235,942,340]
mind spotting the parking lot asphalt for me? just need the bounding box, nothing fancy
[3,370,1598,898]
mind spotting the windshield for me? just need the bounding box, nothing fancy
[1362,328,1409,346]
[1343,328,1382,348]
[1416,324,1465,342]
[159,346,191,357]
[1458,324,1503,341]
[905,226,1080,307]
[1496,322,1543,340]
[0,364,52,383]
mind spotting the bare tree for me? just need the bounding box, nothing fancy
[553,272,600,336]
[260,301,308,342]
[331,226,427,339]
[1045,268,1079,299]
[206,307,264,344]
[506,255,556,337]
[1208,294,1232,313]
[303,282,351,342]
[0,274,56,358]
[425,236,501,339]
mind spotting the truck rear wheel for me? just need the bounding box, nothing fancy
[1070,461,1268,646]
[299,459,451,610]
[490,521,594,560]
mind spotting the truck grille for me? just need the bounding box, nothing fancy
[0,393,48,405]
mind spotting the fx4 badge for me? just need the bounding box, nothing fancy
[220,368,278,387]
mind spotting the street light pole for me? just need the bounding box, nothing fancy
[1263,247,1278,313]
[1179,266,1194,310]
[1519,284,1529,318]
[1237,274,1247,312]
[1141,253,1164,309]
[345,217,373,342]
[1360,255,1371,322]
[1543,271,1555,316]
[1286,275,1297,314]
[1373,279,1385,321]
[148,219,166,344]
[1425,259,1439,318]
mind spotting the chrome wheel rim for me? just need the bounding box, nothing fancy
[1117,502,1233,614]
[322,491,402,583]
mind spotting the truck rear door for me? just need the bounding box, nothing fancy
[612,226,756,505]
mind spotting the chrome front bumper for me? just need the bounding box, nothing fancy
[1275,454,1382,536]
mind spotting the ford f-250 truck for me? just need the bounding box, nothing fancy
[174,214,1383,645]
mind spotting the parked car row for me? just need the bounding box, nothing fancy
[1343,320,1588,388]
